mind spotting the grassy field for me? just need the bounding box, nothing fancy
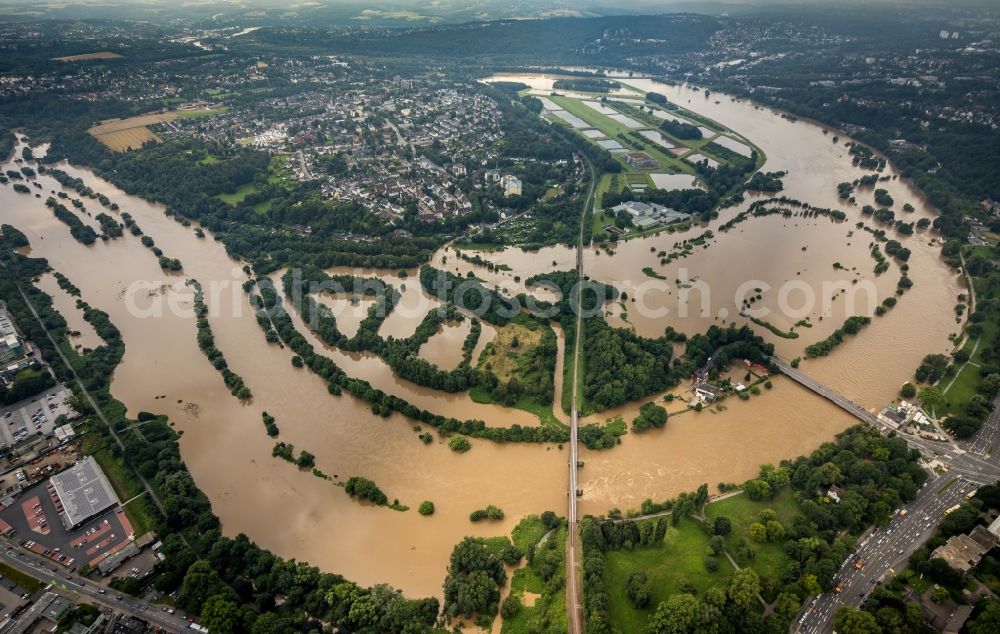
[175,107,230,119]
[941,257,997,417]
[215,182,258,205]
[122,496,155,537]
[549,96,693,175]
[590,173,623,240]
[605,517,735,633]
[0,561,43,593]
[560,323,589,415]
[511,515,549,552]
[594,172,621,209]
[943,363,982,415]
[704,491,799,595]
[219,155,295,212]
[469,310,561,426]
[469,385,562,428]
[479,321,544,382]
[501,524,568,634]
[560,337,574,415]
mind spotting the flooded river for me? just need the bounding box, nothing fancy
[0,142,564,598]
[0,69,962,598]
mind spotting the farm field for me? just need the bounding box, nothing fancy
[88,113,175,151]
[52,51,122,62]
[91,127,162,152]
[87,108,225,151]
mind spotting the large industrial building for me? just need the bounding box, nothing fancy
[48,457,121,529]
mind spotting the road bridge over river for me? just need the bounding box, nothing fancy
[772,356,1000,478]
[778,355,1000,634]
[770,357,880,426]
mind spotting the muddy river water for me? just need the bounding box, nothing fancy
[0,74,961,598]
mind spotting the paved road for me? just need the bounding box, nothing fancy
[771,357,880,426]
[793,393,1000,633]
[966,393,1000,457]
[773,357,1000,481]
[296,149,311,180]
[565,155,595,634]
[386,119,416,158]
[0,543,187,632]
[794,474,977,633]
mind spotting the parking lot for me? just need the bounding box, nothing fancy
[0,386,76,447]
[109,548,158,581]
[0,480,134,573]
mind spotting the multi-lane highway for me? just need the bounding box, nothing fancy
[795,475,977,633]
[966,394,1000,457]
[794,392,1000,633]
[0,540,188,633]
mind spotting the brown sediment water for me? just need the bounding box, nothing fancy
[34,272,104,351]
[1,141,564,599]
[575,380,858,515]
[271,269,545,427]
[311,293,376,339]
[419,318,473,370]
[0,66,962,597]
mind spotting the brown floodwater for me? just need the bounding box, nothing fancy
[0,141,564,598]
[609,78,962,407]
[35,272,104,351]
[271,269,545,426]
[420,318,473,370]
[434,245,572,304]
[0,68,963,599]
[312,293,376,339]
[482,73,644,99]
[576,379,857,515]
